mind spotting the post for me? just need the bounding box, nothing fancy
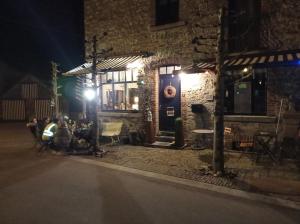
[213,7,225,175]
[51,62,59,117]
[91,35,101,151]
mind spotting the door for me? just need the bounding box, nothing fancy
[159,74,181,131]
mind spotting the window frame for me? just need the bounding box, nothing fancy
[99,69,140,112]
[155,0,180,26]
[224,69,267,115]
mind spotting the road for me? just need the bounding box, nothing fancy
[0,123,299,224]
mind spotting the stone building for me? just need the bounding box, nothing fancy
[66,0,300,151]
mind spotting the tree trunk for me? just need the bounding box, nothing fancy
[213,7,225,174]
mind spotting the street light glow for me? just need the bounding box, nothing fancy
[84,89,96,101]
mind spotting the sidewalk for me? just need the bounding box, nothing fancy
[94,145,300,202]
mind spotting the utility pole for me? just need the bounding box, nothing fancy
[51,61,59,117]
[213,7,225,175]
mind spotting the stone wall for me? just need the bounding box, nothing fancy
[181,72,215,142]
[84,0,224,63]
[261,0,300,50]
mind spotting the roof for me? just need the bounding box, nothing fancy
[224,49,300,69]
[64,54,146,76]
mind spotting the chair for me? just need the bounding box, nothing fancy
[101,122,123,145]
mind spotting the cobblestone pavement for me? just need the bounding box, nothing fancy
[96,145,300,201]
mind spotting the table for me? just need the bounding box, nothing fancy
[191,129,214,150]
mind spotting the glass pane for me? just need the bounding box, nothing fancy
[101,74,107,84]
[107,72,113,83]
[175,65,181,71]
[126,70,132,82]
[167,66,174,74]
[126,83,139,111]
[119,71,126,82]
[159,67,166,75]
[132,68,139,81]
[102,84,113,110]
[114,84,126,110]
[113,71,119,82]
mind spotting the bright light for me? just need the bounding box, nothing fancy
[127,59,144,69]
[84,89,96,101]
[242,67,248,73]
[134,97,139,103]
[181,73,204,90]
[179,72,186,79]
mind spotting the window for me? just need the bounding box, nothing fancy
[100,69,139,111]
[228,0,261,52]
[155,0,179,26]
[224,70,266,115]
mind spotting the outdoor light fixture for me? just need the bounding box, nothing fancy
[179,72,186,79]
[242,67,249,73]
[84,88,96,101]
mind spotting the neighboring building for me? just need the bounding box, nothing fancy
[0,75,54,121]
[66,0,300,150]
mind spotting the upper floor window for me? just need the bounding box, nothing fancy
[155,0,179,26]
[228,0,261,52]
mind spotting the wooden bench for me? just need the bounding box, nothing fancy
[101,122,123,145]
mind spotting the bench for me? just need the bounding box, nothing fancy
[101,122,123,145]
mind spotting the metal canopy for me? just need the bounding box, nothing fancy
[224,49,300,69]
[64,55,144,76]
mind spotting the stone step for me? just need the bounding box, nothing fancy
[149,141,175,149]
[155,135,175,142]
[158,131,175,137]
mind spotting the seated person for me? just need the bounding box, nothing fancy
[54,120,72,153]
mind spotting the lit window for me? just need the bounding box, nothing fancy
[101,69,139,111]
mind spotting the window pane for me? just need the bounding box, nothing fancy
[119,71,126,82]
[132,68,139,81]
[126,83,139,110]
[113,71,119,82]
[175,65,181,71]
[234,82,252,114]
[101,74,107,84]
[167,66,174,74]
[252,73,266,114]
[159,67,166,75]
[102,84,113,110]
[126,70,132,81]
[107,72,113,83]
[113,84,125,110]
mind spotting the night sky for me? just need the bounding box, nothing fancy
[0,0,84,94]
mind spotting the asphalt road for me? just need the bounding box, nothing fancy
[0,123,300,224]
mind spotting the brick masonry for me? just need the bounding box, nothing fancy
[84,0,300,145]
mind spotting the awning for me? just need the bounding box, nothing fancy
[64,54,145,76]
[224,49,300,69]
[179,61,216,74]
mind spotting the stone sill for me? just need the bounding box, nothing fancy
[150,21,186,31]
[224,115,276,123]
[98,111,142,118]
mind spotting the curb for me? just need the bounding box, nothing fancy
[70,156,300,210]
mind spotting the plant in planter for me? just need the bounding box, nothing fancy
[175,117,185,148]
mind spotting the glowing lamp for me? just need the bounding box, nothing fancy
[84,89,96,101]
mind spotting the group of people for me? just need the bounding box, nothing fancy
[26,115,93,154]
